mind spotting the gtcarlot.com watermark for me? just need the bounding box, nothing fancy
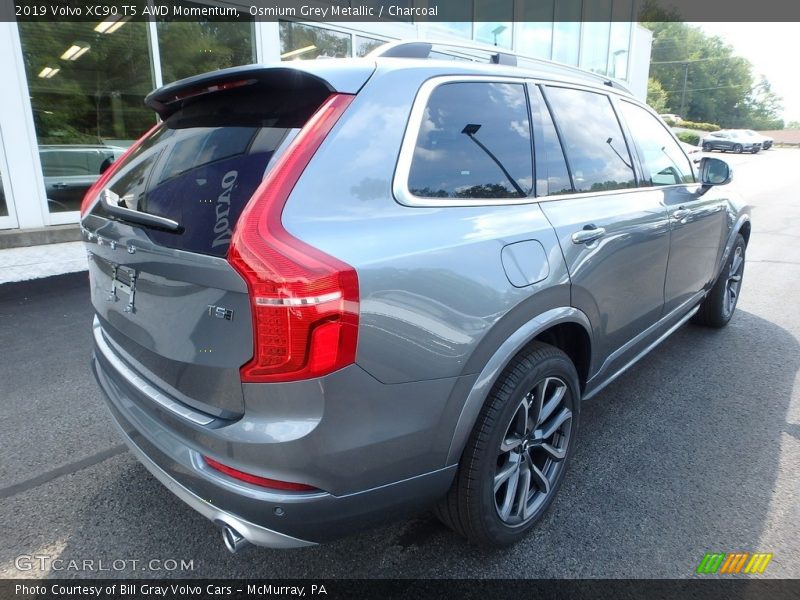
[14,554,195,573]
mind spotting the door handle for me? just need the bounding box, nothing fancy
[571,226,606,245]
[672,208,691,220]
[52,182,68,189]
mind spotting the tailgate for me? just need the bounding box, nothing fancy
[82,63,373,420]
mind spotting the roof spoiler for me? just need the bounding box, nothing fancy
[145,62,375,119]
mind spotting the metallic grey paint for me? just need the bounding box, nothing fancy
[83,58,750,549]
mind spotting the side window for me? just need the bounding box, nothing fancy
[618,101,694,186]
[544,86,636,193]
[407,82,533,199]
[531,86,572,196]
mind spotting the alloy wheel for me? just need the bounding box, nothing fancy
[724,245,744,317]
[494,376,572,526]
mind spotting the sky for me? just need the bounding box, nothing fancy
[692,23,800,125]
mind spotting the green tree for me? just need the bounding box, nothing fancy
[643,21,783,130]
[647,78,669,114]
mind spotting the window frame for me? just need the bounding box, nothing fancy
[393,75,537,207]
[539,83,641,194]
[615,97,697,187]
[393,76,681,209]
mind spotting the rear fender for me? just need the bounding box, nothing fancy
[445,306,592,465]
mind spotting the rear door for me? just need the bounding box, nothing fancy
[534,85,671,374]
[82,68,356,419]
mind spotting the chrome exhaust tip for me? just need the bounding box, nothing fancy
[221,524,250,554]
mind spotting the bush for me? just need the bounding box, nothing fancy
[675,119,720,132]
[676,131,701,146]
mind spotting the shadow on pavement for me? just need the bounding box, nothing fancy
[28,309,800,577]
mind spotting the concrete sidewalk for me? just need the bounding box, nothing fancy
[0,241,87,285]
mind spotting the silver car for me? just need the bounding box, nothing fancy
[701,130,761,153]
[81,41,751,551]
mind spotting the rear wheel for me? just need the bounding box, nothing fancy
[733,143,743,153]
[702,142,712,152]
[435,342,580,546]
[693,233,746,328]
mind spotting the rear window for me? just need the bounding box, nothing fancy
[407,81,533,200]
[91,80,328,257]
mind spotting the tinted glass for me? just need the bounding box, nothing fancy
[532,87,572,196]
[619,101,694,185]
[408,82,532,199]
[90,84,328,258]
[545,87,636,193]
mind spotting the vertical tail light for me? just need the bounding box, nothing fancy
[228,93,358,383]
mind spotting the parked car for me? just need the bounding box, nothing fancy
[659,113,682,123]
[40,145,126,212]
[742,129,773,150]
[81,41,751,552]
[701,130,761,153]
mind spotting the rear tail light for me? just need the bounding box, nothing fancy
[79,123,160,217]
[203,456,318,492]
[228,93,358,383]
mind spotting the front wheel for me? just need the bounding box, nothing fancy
[693,233,746,328]
[435,342,580,546]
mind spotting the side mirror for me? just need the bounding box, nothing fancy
[699,157,732,186]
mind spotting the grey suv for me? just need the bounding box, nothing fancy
[81,41,750,551]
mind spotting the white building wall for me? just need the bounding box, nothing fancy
[628,24,653,101]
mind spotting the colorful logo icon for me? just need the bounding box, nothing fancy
[696,552,773,574]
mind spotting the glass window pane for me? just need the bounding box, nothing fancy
[532,87,572,196]
[355,35,386,57]
[618,101,694,185]
[157,3,255,84]
[473,0,512,49]
[408,82,532,199]
[552,0,581,65]
[518,23,553,59]
[279,21,351,60]
[91,82,328,257]
[19,21,155,213]
[607,22,631,80]
[580,0,613,75]
[517,1,554,58]
[545,86,636,193]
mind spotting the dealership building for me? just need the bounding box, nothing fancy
[0,0,652,240]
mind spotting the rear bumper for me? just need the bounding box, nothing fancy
[91,318,459,547]
[104,398,316,549]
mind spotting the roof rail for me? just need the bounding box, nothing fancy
[367,39,632,95]
[368,40,517,67]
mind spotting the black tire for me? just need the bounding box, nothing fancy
[435,341,580,547]
[693,233,746,328]
[702,142,711,152]
[733,143,743,154]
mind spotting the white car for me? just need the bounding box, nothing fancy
[741,129,773,150]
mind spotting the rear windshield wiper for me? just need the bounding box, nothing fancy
[100,189,183,233]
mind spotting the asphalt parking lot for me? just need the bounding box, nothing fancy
[1,149,798,579]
